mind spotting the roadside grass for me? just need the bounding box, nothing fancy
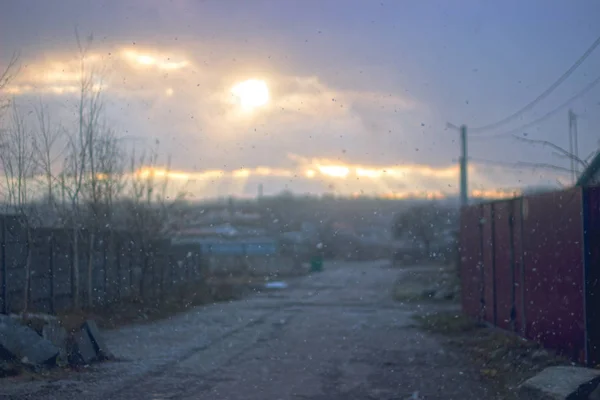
[395,265,569,398]
[1,273,283,380]
[56,276,257,332]
[392,265,460,303]
[55,267,309,332]
[414,311,569,398]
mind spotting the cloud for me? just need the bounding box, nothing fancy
[129,153,543,200]
[0,42,563,198]
[2,43,425,167]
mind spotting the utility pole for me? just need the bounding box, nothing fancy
[258,183,264,199]
[568,109,579,184]
[459,125,468,208]
[447,122,469,208]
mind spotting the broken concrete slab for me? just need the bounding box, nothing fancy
[10,313,58,323]
[519,366,600,399]
[82,320,112,360]
[42,321,68,362]
[69,329,98,365]
[0,315,59,366]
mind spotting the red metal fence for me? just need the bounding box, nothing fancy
[460,186,600,365]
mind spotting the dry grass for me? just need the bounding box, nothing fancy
[56,277,251,331]
[400,266,568,398]
[415,311,569,399]
[393,265,459,303]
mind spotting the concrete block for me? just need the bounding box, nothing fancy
[82,320,112,360]
[0,315,59,366]
[519,366,600,399]
[42,321,68,362]
[70,329,97,365]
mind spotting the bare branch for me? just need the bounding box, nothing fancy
[0,52,20,112]
[33,99,64,207]
[0,52,20,91]
[0,100,36,211]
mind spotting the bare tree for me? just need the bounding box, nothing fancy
[82,127,125,306]
[0,53,20,113]
[0,101,36,312]
[33,100,64,209]
[88,127,125,225]
[59,30,106,309]
[392,202,456,259]
[124,146,186,299]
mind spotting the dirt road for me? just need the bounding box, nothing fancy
[1,261,494,399]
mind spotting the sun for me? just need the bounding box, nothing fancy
[231,79,270,110]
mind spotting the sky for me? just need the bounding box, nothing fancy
[0,0,599,200]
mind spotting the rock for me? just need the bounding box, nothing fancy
[42,321,68,363]
[69,329,98,365]
[82,320,112,360]
[433,285,456,300]
[519,366,600,399]
[530,349,550,361]
[0,315,59,367]
[590,384,600,400]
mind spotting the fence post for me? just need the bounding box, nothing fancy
[200,249,208,281]
[116,239,121,300]
[159,251,165,304]
[1,217,6,314]
[129,241,135,296]
[490,203,498,327]
[508,201,517,332]
[478,206,485,322]
[49,234,55,314]
[102,235,108,305]
[169,253,175,290]
[70,230,75,309]
[132,250,137,298]
[519,198,527,337]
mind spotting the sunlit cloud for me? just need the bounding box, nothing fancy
[120,48,189,70]
[317,165,350,178]
[0,43,557,199]
[127,156,529,200]
[288,154,463,181]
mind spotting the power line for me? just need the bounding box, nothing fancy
[470,33,600,133]
[470,73,600,139]
[468,156,572,174]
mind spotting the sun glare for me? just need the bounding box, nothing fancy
[231,79,269,110]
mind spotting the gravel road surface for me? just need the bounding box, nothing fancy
[1,260,493,399]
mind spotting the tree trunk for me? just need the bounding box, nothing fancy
[87,232,95,307]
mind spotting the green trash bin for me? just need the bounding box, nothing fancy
[310,255,323,272]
